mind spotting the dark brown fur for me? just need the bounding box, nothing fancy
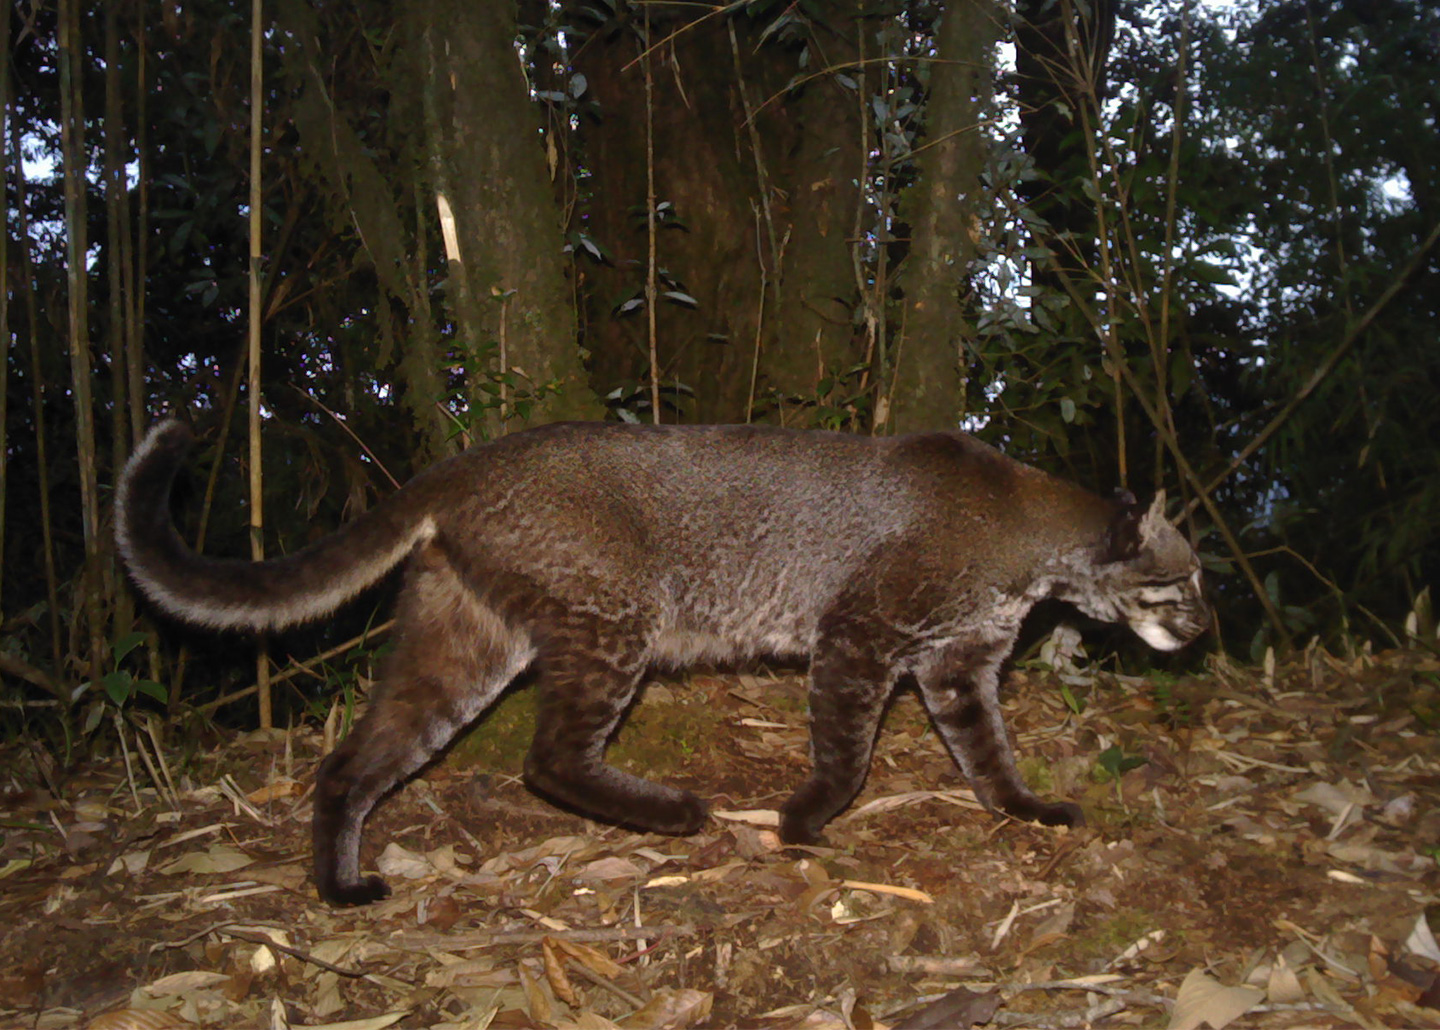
[117,420,1208,905]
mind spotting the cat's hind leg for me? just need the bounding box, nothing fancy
[523,612,707,834]
[915,637,1083,828]
[312,545,533,906]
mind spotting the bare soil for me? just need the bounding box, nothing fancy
[1,645,1438,1029]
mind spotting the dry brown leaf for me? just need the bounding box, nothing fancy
[559,1012,624,1029]
[543,937,579,1006]
[425,959,513,989]
[1167,968,1263,1030]
[615,988,713,1029]
[1265,953,1306,1004]
[156,844,253,876]
[375,841,433,881]
[1292,780,1376,817]
[518,960,554,1023]
[576,856,644,882]
[301,1014,409,1030]
[142,971,230,997]
[1025,900,1076,953]
[551,938,626,980]
[1303,967,1387,1030]
[893,985,1000,1029]
[1325,839,1414,874]
[711,808,779,826]
[683,859,741,885]
[85,1009,194,1030]
[244,779,302,804]
[1406,913,1440,963]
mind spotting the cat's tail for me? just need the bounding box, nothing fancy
[115,419,437,632]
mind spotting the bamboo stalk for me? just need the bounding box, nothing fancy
[9,119,63,674]
[0,0,11,612]
[1151,4,1189,487]
[130,0,149,445]
[248,0,271,728]
[104,1,128,484]
[643,6,659,424]
[59,0,105,682]
[104,0,135,642]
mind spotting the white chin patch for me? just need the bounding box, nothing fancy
[1133,621,1183,651]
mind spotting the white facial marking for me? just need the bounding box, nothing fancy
[1133,620,1183,651]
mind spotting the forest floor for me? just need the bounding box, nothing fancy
[1,644,1438,1030]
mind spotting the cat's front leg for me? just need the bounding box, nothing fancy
[779,637,898,845]
[916,637,1084,829]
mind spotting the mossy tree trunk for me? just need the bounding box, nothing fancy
[888,0,999,434]
[762,6,866,421]
[411,0,604,434]
[573,9,864,425]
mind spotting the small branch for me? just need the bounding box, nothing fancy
[220,927,373,979]
[0,651,65,702]
[565,958,647,1010]
[195,619,394,714]
[390,924,697,951]
[1193,219,1440,507]
[291,386,401,489]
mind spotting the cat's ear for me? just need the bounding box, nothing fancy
[1100,489,1144,563]
[1140,490,1169,542]
[1102,490,1170,562]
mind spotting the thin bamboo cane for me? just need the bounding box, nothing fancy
[59,0,105,682]
[643,6,660,424]
[248,0,272,728]
[0,0,11,613]
[9,119,63,674]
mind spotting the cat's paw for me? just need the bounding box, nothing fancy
[319,874,392,907]
[991,792,1086,828]
[1025,800,1086,828]
[777,806,827,846]
[650,792,709,835]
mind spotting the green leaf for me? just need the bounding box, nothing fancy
[136,680,169,704]
[1060,397,1076,424]
[1097,745,1146,780]
[112,631,148,666]
[103,671,134,707]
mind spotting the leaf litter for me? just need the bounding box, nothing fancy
[0,645,1437,1028]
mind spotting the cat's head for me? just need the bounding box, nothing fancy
[1074,491,1210,651]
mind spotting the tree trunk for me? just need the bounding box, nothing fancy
[762,10,866,421]
[888,0,998,434]
[414,0,604,432]
[573,9,864,425]
[575,12,766,424]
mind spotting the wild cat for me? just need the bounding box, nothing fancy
[117,420,1208,904]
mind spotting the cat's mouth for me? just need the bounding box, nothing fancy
[1130,616,1206,651]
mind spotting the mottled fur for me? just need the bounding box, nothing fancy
[116,420,1208,905]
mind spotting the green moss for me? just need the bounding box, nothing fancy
[447,684,731,779]
[449,686,537,773]
[610,697,723,775]
[1067,908,1156,961]
[1017,756,1059,795]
